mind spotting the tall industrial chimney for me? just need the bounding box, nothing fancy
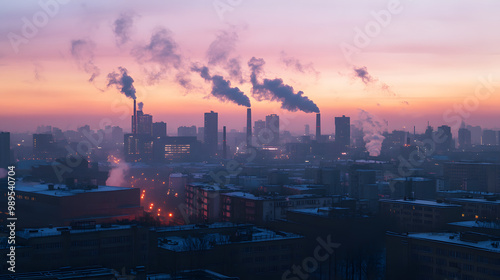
[246,107,252,147]
[316,113,321,141]
[133,99,137,134]
[223,126,227,159]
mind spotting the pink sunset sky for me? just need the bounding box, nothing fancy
[1,0,499,135]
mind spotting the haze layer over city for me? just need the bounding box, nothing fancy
[1,1,500,279]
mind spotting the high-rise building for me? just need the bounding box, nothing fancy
[0,132,10,168]
[437,125,453,152]
[33,133,54,160]
[265,114,279,146]
[466,125,482,145]
[204,111,218,156]
[335,115,350,148]
[136,110,153,135]
[482,129,497,145]
[304,124,310,136]
[152,122,167,138]
[178,125,197,137]
[458,127,471,149]
[253,120,266,145]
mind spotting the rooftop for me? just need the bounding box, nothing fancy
[16,224,136,239]
[407,232,500,253]
[222,191,325,201]
[157,226,302,252]
[0,266,114,280]
[380,199,462,207]
[446,197,500,205]
[449,220,500,229]
[15,182,134,197]
[392,177,433,182]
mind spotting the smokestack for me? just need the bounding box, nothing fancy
[247,107,252,147]
[133,99,137,134]
[223,126,227,159]
[316,113,321,141]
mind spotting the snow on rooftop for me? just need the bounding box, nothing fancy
[392,177,432,182]
[380,199,462,207]
[447,198,500,205]
[157,227,301,252]
[15,182,133,197]
[408,232,500,253]
[17,224,134,239]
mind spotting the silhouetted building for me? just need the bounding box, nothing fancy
[0,224,148,273]
[221,192,333,224]
[0,132,10,168]
[386,231,500,280]
[253,120,266,145]
[246,108,252,147]
[178,125,197,137]
[467,125,482,145]
[0,182,143,228]
[349,169,376,199]
[153,223,304,280]
[380,199,462,232]
[389,177,436,200]
[33,133,54,160]
[124,133,153,162]
[265,114,279,146]
[152,121,167,138]
[204,111,218,156]
[436,125,453,152]
[443,162,500,193]
[335,115,350,148]
[458,127,472,149]
[482,129,498,145]
[445,197,500,221]
[153,136,201,162]
[137,110,153,135]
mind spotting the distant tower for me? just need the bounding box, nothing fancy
[265,114,280,146]
[335,115,350,148]
[305,124,310,136]
[458,127,471,149]
[204,111,218,156]
[316,113,321,141]
[223,126,227,159]
[437,125,453,152]
[246,108,252,147]
[254,120,266,145]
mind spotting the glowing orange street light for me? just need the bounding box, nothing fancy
[168,213,173,217]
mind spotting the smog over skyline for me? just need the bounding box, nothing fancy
[1,0,499,135]
[1,2,500,279]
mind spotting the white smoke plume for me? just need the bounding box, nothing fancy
[106,157,129,187]
[357,109,388,157]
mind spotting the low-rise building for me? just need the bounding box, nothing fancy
[380,199,462,232]
[0,182,143,228]
[386,231,500,280]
